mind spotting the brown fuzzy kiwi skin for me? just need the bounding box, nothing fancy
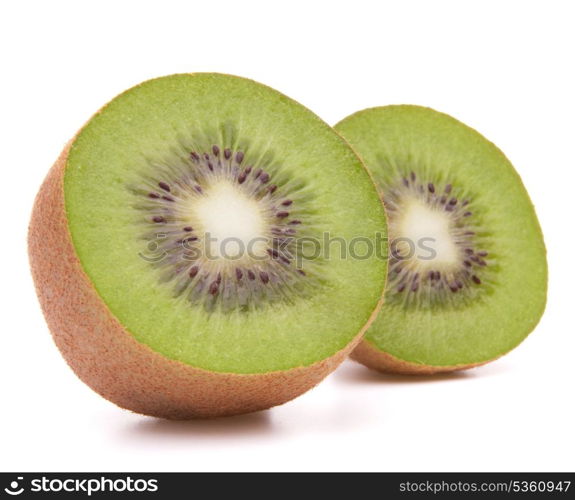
[350,339,489,375]
[28,144,381,420]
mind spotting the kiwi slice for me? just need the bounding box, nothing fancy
[335,105,547,374]
[29,74,386,418]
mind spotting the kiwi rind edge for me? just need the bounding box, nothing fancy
[350,339,490,375]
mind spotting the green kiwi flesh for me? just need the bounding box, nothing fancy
[61,74,387,375]
[335,105,547,372]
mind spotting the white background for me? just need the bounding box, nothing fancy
[1,0,573,472]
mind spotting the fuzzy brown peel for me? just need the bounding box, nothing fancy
[350,339,487,375]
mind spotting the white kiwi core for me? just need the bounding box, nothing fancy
[192,181,268,259]
[395,199,460,270]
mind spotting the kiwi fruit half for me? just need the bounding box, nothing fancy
[335,105,547,374]
[28,74,387,418]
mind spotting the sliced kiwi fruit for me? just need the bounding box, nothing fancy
[335,105,547,374]
[28,74,387,418]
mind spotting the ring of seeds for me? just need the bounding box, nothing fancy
[134,146,320,312]
[384,171,495,309]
